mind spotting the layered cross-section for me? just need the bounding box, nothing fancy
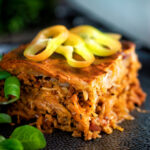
[0,41,146,140]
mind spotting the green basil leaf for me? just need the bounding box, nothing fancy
[0,71,11,80]
[0,55,2,61]
[0,136,5,142]
[0,113,12,123]
[0,138,23,150]
[0,76,20,105]
[11,125,46,150]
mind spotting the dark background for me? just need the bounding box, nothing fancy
[0,0,150,51]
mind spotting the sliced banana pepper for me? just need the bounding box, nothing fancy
[56,33,95,68]
[24,25,69,61]
[23,25,122,68]
[105,33,122,40]
[70,25,122,56]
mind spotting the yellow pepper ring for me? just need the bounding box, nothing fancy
[70,25,122,57]
[56,33,95,68]
[105,33,122,40]
[24,25,69,61]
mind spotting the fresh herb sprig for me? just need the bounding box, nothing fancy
[0,54,20,105]
[0,71,11,80]
[11,125,46,150]
[0,125,46,150]
[0,138,23,150]
[2,76,21,105]
[0,135,5,142]
[0,55,2,61]
[0,54,46,149]
[0,113,12,123]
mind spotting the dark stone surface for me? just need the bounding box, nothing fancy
[0,44,150,150]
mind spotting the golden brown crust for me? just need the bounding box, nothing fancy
[0,41,135,89]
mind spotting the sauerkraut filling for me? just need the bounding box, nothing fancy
[0,41,146,140]
[1,61,144,140]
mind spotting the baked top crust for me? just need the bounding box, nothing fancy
[0,41,135,88]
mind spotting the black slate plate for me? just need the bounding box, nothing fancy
[0,44,150,150]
